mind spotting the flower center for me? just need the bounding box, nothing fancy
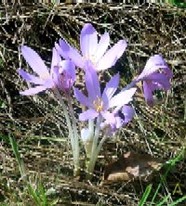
[90,54,96,64]
[84,54,97,67]
[93,97,103,112]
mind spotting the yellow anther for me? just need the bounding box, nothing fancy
[93,97,103,112]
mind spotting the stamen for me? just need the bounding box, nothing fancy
[93,97,103,112]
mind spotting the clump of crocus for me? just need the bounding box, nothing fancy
[18,23,173,180]
[55,23,127,71]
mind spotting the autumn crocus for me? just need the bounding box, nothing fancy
[134,55,173,106]
[56,23,127,71]
[102,105,135,135]
[52,59,76,93]
[74,62,136,124]
[18,46,76,95]
[18,45,80,175]
[74,63,136,178]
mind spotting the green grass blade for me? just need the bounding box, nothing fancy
[139,184,152,206]
[9,135,26,179]
[157,195,170,206]
[169,196,186,206]
[27,183,41,206]
[150,183,162,205]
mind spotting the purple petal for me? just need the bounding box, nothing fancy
[109,87,137,108]
[51,47,61,74]
[143,81,154,106]
[21,46,49,78]
[52,66,60,87]
[43,78,55,89]
[163,66,173,79]
[74,88,91,108]
[80,23,98,58]
[59,60,76,82]
[79,109,98,121]
[52,66,73,91]
[101,111,116,125]
[85,63,101,101]
[102,73,119,108]
[136,55,170,81]
[20,85,47,95]
[95,32,110,62]
[149,81,163,91]
[115,116,124,129]
[121,105,134,124]
[97,40,127,71]
[148,73,171,90]
[55,41,69,60]
[53,64,75,91]
[18,69,44,85]
[58,39,84,69]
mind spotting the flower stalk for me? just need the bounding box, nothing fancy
[53,88,80,176]
[66,92,80,176]
[85,117,102,179]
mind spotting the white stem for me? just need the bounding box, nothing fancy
[86,116,102,179]
[53,88,79,176]
[66,93,80,175]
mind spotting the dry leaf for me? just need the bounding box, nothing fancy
[102,152,163,184]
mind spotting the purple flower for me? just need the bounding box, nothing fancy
[101,105,135,135]
[52,58,76,93]
[114,105,135,127]
[134,55,173,106]
[55,23,127,71]
[18,46,75,95]
[74,63,136,125]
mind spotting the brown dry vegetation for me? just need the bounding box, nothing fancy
[0,3,186,205]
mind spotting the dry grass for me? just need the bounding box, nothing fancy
[0,3,186,205]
